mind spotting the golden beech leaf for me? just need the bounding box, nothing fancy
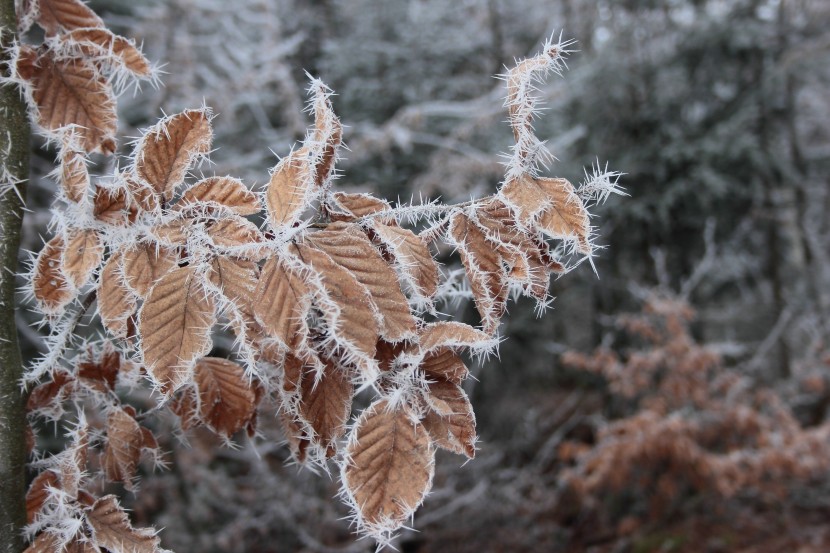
[93,186,138,226]
[33,235,73,314]
[206,215,267,260]
[369,222,439,300]
[26,471,59,524]
[417,322,493,353]
[62,229,104,289]
[61,28,152,77]
[18,46,116,153]
[501,174,591,254]
[193,357,257,438]
[449,212,508,332]
[177,176,259,216]
[253,256,310,351]
[293,242,379,361]
[60,148,89,202]
[342,400,434,533]
[121,244,177,298]
[330,191,390,221]
[102,408,142,490]
[136,109,212,199]
[421,348,469,385]
[208,256,259,322]
[36,0,104,35]
[308,223,416,342]
[98,250,137,339]
[265,148,312,230]
[139,266,216,394]
[298,357,353,456]
[86,495,160,553]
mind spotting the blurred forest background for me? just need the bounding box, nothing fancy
[16,0,830,551]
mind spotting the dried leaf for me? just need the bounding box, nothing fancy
[282,351,304,392]
[418,322,493,353]
[62,229,103,288]
[177,176,259,216]
[208,256,258,321]
[449,212,507,332]
[330,191,390,221]
[26,471,59,524]
[206,216,266,260]
[293,243,379,360]
[170,388,198,431]
[60,148,89,202]
[501,174,591,253]
[102,408,142,489]
[32,235,75,314]
[86,495,160,553]
[98,250,137,339]
[33,235,73,314]
[36,0,104,35]
[298,358,352,455]
[61,28,151,77]
[421,348,469,385]
[370,222,439,300]
[122,244,177,298]
[311,90,342,187]
[23,532,60,553]
[253,256,310,351]
[27,371,73,411]
[93,186,138,226]
[265,148,312,230]
[140,427,158,451]
[342,401,434,533]
[278,409,310,464]
[18,46,116,153]
[149,218,189,247]
[139,266,216,393]
[78,346,121,392]
[421,406,476,459]
[194,357,257,438]
[136,109,212,199]
[308,223,416,342]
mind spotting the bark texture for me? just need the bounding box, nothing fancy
[0,0,30,550]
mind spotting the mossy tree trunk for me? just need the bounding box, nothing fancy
[0,0,30,551]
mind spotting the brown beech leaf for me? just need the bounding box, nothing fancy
[26,471,59,524]
[23,532,60,553]
[193,357,257,438]
[59,424,88,499]
[418,322,493,353]
[298,357,353,455]
[311,90,342,187]
[501,174,591,254]
[36,0,104,35]
[149,218,189,247]
[421,406,477,459]
[124,174,160,213]
[60,148,89,202]
[282,351,304,392]
[62,229,104,289]
[98,250,137,339]
[449,212,508,332]
[18,46,116,153]
[93,186,138,226]
[136,109,212,199]
[86,495,160,553]
[206,216,266,260]
[27,371,73,411]
[78,345,121,392]
[33,235,73,314]
[253,256,310,351]
[177,176,259,216]
[330,191,390,221]
[342,400,434,532]
[308,223,416,342]
[265,148,312,230]
[170,388,198,431]
[121,244,176,298]
[370,222,439,300]
[293,243,379,361]
[61,28,151,77]
[140,427,158,451]
[375,339,406,373]
[139,266,216,393]
[208,256,258,322]
[421,348,469,385]
[103,408,142,490]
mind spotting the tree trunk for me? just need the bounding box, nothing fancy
[0,0,30,550]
